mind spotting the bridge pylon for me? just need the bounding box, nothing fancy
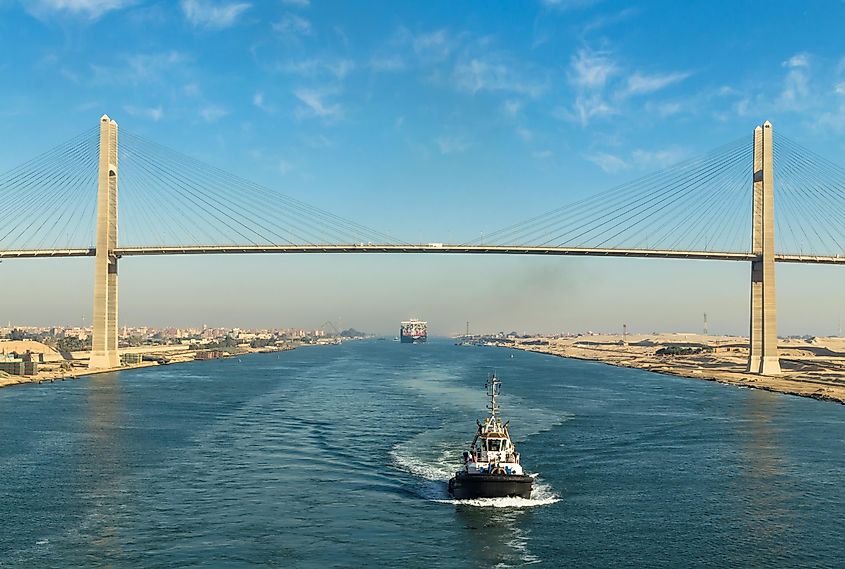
[747,121,781,375]
[89,115,119,369]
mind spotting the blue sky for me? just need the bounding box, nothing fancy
[3,0,845,335]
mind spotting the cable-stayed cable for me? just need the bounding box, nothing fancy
[471,137,753,253]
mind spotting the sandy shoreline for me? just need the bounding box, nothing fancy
[0,343,296,390]
[477,333,845,406]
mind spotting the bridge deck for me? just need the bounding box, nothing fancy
[1,245,845,263]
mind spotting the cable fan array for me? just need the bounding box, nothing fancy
[469,138,754,253]
[118,130,402,248]
[0,127,99,251]
[773,136,845,257]
[6,123,845,257]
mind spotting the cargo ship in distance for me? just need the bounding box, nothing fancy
[400,319,427,344]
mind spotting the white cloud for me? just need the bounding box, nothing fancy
[569,49,617,90]
[180,0,250,29]
[452,57,546,97]
[503,99,523,116]
[647,101,683,117]
[630,147,687,169]
[293,89,342,120]
[252,91,274,113]
[784,53,810,69]
[435,134,471,155]
[92,51,190,86]
[516,127,533,142]
[199,104,228,122]
[183,83,201,96]
[540,0,599,9]
[412,29,452,57]
[585,147,687,173]
[123,104,164,121]
[280,0,308,6]
[779,52,810,109]
[625,71,690,96]
[272,13,311,36]
[390,27,455,62]
[557,94,617,126]
[278,159,295,174]
[301,133,333,148]
[277,58,355,80]
[25,0,135,20]
[560,47,691,126]
[585,152,628,173]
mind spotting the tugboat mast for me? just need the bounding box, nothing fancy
[486,372,501,419]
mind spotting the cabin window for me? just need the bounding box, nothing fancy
[488,439,501,452]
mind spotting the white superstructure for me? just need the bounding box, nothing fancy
[461,373,525,476]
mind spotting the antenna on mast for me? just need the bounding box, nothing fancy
[486,372,500,419]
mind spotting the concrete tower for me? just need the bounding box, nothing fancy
[747,121,781,375]
[89,115,119,369]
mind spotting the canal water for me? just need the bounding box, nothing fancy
[1,340,843,568]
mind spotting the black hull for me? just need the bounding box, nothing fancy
[400,335,427,344]
[448,473,533,500]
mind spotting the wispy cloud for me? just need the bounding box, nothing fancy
[779,52,811,110]
[180,0,251,29]
[585,146,688,173]
[280,0,308,6]
[123,104,164,121]
[91,51,191,86]
[278,159,295,174]
[293,89,342,120]
[568,49,617,90]
[516,127,533,142]
[24,0,136,20]
[272,13,311,36]
[199,103,227,122]
[276,58,355,80]
[503,99,523,116]
[435,133,471,155]
[390,27,456,62]
[630,147,688,169]
[252,91,274,113]
[559,47,691,126]
[625,71,691,96]
[554,95,617,126]
[585,151,628,173]
[540,0,600,10]
[452,56,546,97]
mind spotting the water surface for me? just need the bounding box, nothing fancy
[1,340,843,567]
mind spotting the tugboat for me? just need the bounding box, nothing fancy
[448,373,534,499]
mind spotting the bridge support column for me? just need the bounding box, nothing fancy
[747,121,781,375]
[89,115,119,370]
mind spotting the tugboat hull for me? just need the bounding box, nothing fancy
[448,473,533,500]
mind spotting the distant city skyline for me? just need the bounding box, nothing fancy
[3,1,845,336]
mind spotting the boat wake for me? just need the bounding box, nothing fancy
[390,444,560,508]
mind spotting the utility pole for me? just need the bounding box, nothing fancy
[703,313,708,336]
[622,323,628,346]
[466,321,470,338]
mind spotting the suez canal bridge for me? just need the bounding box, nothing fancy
[4,115,845,373]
